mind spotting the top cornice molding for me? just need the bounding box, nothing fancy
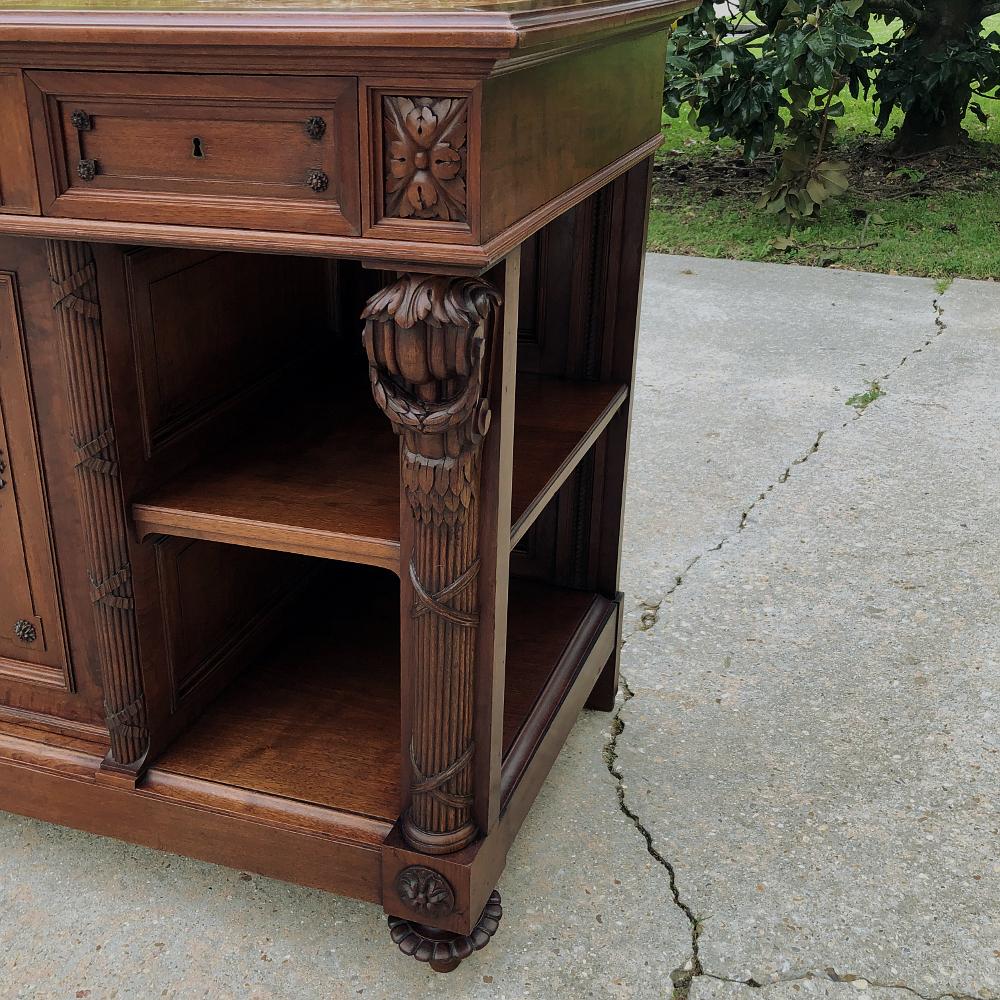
[0,0,694,65]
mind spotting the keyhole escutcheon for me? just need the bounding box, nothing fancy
[192,137,205,159]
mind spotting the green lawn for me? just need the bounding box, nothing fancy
[648,16,1000,278]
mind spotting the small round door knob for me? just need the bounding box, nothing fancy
[305,116,326,140]
[13,620,37,644]
[306,169,329,193]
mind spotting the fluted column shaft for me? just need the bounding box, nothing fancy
[46,240,148,772]
[363,273,500,854]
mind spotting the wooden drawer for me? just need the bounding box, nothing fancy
[25,72,360,236]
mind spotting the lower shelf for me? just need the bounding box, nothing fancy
[0,567,617,905]
[152,566,613,824]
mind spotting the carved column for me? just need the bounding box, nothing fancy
[46,240,149,772]
[363,273,500,855]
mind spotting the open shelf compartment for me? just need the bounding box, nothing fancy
[132,375,627,571]
[150,565,616,827]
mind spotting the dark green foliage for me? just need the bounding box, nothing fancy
[868,24,1000,135]
[664,1,1000,228]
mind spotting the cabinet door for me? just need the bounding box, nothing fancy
[0,271,69,687]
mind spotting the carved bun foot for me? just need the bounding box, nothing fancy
[388,889,502,974]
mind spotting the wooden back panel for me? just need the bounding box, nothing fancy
[91,246,339,755]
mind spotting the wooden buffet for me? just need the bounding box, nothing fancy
[0,0,688,974]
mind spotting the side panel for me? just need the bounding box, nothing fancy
[0,271,69,686]
[0,69,39,216]
[0,235,106,738]
[481,32,665,241]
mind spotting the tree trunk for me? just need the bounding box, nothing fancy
[892,0,980,155]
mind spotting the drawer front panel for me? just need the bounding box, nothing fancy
[0,272,69,688]
[26,72,360,236]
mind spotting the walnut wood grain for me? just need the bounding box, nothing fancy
[0,69,38,215]
[0,0,693,62]
[25,71,361,237]
[0,136,660,273]
[154,566,404,819]
[510,378,627,546]
[0,728,388,903]
[0,235,109,735]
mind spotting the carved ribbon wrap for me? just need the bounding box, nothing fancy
[46,240,149,772]
[363,274,500,854]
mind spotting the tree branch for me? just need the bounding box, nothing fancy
[865,0,930,23]
[726,22,770,47]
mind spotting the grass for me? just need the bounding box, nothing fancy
[648,16,1000,278]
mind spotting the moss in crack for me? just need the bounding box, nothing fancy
[846,381,885,413]
[602,715,624,768]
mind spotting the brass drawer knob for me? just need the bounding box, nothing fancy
[305,116,326,140]
[71,109,93,131]
[78,159,98,182]
[13,620,37,644]
[306,169,329,193]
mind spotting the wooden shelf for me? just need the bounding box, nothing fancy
[132,375,627,571]
[510,377,627,546]
[152,566,614,823]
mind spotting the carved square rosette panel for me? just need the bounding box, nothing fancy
[366,86,478,241]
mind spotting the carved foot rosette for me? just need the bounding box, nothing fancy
[388,889,502,974]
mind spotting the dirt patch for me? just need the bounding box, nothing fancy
[654,137,1000,204]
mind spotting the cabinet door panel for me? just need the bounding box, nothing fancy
[0,271,70,688]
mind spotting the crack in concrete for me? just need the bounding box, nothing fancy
[699,968,995,1000]
[609,288,959,1000]
[602,673,703,1000]
[626,287,950,639]
[623,555,703,641]
[733,428,825,534]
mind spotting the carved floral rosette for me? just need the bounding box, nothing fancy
[362,274,500,854]
[395,865,456,919]
[383,96,469,223]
